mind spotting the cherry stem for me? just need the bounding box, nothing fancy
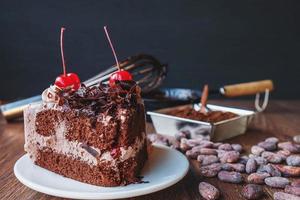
[60,27,67,76]
[104,26,121,71]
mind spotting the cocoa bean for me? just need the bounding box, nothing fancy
[285,185,300,196]
[256,165,265,173]
[294,135,300,144]
[267,164,282,177]
[258,141,277,151]
[186,150,199,159]
[231,144,243,152]
[273,164,300,177]
[147,133,169,146]
[197,154,205,162]
[217,150,226,158]
[222,163,245,172]
[247,172,270,184]
[238,155,249,165]
[198,182,220,200]
[180,138,202,149]
[265,137,279,144]
[242,184,263,199]
[276,152,288,161]
[220,151,240,163]
[188,147,217,157]
[175,131,190,141]
[199,155,219,166]
[194,134,211,141]
[170,140,180,150]
[252,156,267,165]
[248,154,256,158]
[180,138,192,151]
[201,141,214,148]
[192,146,210,153]
[185,138,206,146]
[278,142,300,153]
[287,155,300,166]
[292,179,300,187]
[192,141,214,150]
[198,148,218,155]
[261,151,283,163]
[200,163,222,177]
[197,139,213,145]
[212,142,222,149]
[217,171,243,183]
[274,192,300,200]
[257,164,281,177]
[255,158,267,165]
[264,177,290,188]
[251,145,265,156]
[218,143,233,151]
[246,158,257,174]
[277,149,291,157]
[293,135,300,143]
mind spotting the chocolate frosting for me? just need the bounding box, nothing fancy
[56,81,140,116]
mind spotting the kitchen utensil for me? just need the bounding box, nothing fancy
[148,104,255,141]
[144,80,274,112]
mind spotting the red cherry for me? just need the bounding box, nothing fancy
[55,73,81,90]
[110,147,121,158]
[109,70,132,87]
[55,75,72,89]
[67,73,81,90]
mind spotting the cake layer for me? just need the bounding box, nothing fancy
[24,103,146,165]
[35,143,147,186]
[28,102,145,151]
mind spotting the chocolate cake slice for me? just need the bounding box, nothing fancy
[24,81,148,186]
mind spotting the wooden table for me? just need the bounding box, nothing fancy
[1,100,300,200]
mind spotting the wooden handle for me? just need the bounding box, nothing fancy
[222,80,274,97]
[200,84,209,113]
[2,105,27,120]
[0,95,42,120]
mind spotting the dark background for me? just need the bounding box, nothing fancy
[0,0,299,100]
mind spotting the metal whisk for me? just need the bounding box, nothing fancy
[85,54,167,93]
[0,54,167,120]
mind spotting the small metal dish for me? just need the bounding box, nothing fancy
[147,104,255,141]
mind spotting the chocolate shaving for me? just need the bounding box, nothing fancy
[132,176,150,184]
[57,81,139,117]
[80,143,99,157]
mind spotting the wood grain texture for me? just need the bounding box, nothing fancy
[1,100,300,200]
[223,80,274,97]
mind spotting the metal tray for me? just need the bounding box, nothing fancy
[147,104,255,141]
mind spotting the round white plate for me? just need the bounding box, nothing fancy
[14,145,189,199]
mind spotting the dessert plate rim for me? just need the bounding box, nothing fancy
[14,145,189,199]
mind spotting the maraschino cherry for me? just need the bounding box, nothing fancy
[109,70,132,86]
[103,26,132,87]
[54,27,81,91]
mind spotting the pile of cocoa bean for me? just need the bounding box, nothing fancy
[148,132,300,200]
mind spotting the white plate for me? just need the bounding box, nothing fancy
[14,145,189,199]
